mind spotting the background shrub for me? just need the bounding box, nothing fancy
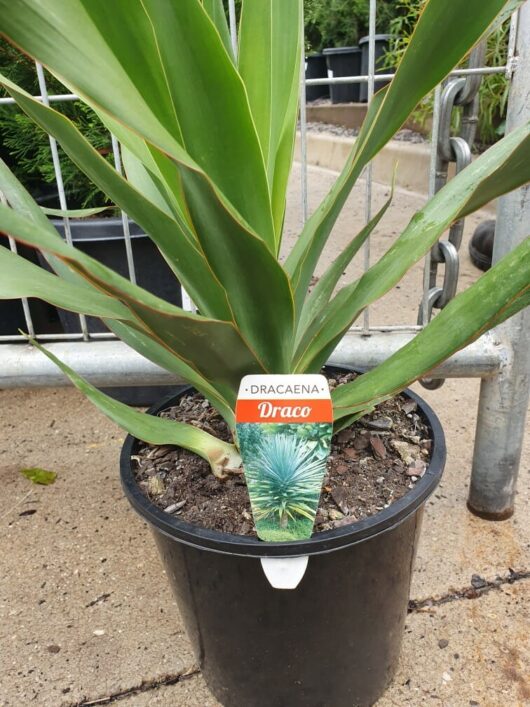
[304,0,396,52]
[384,0,510,145]
[0,39,112,208]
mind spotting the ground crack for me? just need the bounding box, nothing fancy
[408,567,530,613]
[66,569,529,704]
[70,667,201,706]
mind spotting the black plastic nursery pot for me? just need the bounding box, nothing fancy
[323,47,362,104]
[0,235,61,336]
[120,367,446,707]
[48,216,183,332]
[0,294,56,336]
[305,54,330,102]
[359,34,393,103]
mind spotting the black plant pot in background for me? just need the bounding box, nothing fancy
[120,366,446,707]
[305,53,329,102]
[359,34,394,102]
[42,217,183,406]
[48,217,183,332]
[323,46,362,104]
[0,297,26,337]
[0,235,61,336]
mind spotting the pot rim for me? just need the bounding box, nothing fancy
[322,46,362,55]
[358,34,393,44]
[51,217,146,243]
[120,365,445,559]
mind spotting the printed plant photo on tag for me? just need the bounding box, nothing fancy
[236,375,333,542]
[237,422,332,541]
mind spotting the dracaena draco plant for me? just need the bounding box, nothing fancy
[244,434,326,528]
[0,0,529,480]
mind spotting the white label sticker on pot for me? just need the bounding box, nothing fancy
[260,556,309,590]
[236,375,332,543]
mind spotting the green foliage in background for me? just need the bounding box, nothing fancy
[304,0,396,52]
[0,40,111,208]
[384,0,510,144]
[223,0,396,54]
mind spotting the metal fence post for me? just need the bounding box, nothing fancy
[467,3,530,519]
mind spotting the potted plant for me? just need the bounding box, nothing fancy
[358,33,394,101]
[323,45,363,103]
[0,1,528,705]
[305,53,330,102]
[306,0,396,103]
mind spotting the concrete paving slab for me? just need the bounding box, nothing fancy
[117,579,530,707]
[0,388,194,706]
[122,674,217,707]
[0,163,527,706]
[411,379,530,600]
[381,579,530,707]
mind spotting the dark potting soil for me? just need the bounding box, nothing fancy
[133,373,432,537]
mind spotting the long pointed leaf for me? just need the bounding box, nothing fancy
[0,245,132,322]
[140,0,275,248]
[41,206,111,218]
[238,0,302,243]
[29,338,241,477]
[106,319,236,427]
[200,0,235,62]
[0,0,185,155]
[120,146,176,220]
[295,183,394,346]
[0,156,98,284]
[295,122,530,371]
[332,237,530,427]
[181,169,295,373]
[0,205,264,399]
[91,108,191,226]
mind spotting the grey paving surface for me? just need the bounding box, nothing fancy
[128,580,530,707]
[0,164,528,706]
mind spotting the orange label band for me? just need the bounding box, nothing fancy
[236,398,333,424]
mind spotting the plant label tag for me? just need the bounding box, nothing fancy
[260,556,309,590]
[236,374,332,542]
